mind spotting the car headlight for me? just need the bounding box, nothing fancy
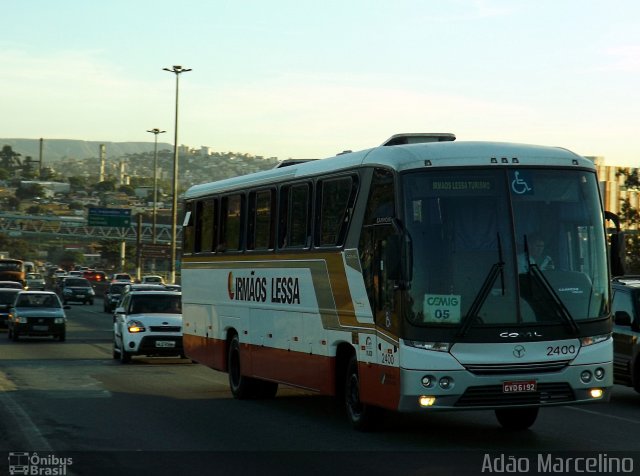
[127,320,146,333]
[16,316,28,324]
[54,317,65,324]
[88,289,95,296]
[63,289,73,295]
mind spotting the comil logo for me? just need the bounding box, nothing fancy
[227,272,235,300]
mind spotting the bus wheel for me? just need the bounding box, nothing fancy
[495,407,539,430]
[228,335,255,399]
[345,355,378,431]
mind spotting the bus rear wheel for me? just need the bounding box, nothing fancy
[495,407,539,430]
[345,355,378,431]
[228,334,256,399]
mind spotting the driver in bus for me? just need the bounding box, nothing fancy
[518,233,555,273]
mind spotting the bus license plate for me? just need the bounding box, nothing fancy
[503,380,537,393]
[156,341,175,348]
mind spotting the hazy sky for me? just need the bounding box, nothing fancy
[2,0,639,165]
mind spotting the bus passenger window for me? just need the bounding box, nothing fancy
[253,190,274,250]
[182,202,195,254]
[318,177,353,246]
[280,183,310,248]
[221,195,243,251]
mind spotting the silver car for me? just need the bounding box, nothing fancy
[26,272,46,291]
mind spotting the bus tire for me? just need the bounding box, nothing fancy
[494,407,539,430]
[345,355,378,431]
[228,334,256,399]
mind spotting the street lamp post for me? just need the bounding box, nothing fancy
[146,128,166,244]
[163,65,191,284]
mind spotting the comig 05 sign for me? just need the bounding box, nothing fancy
[88,208,131,227]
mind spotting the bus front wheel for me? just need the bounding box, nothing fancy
[495,407,539,430]
[345,355,378,431]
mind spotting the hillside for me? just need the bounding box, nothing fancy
[0,138,174,163]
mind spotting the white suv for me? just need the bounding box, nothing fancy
[112,290,183,363]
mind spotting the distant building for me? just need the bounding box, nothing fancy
[590,157,640,227]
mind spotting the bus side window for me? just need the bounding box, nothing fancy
[195,199,217,253]
[182,202,195,255]
[249,189,275,250]
[317,176,357,247]
[219,194,244,252]
[279,183,311,249]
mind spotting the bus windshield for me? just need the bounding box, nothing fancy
[402,168,609,329]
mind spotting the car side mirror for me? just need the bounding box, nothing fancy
[614,310,632,326]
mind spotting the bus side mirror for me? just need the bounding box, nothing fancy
[610,231,626,277]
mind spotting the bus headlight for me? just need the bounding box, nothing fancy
[581,334,610,346]
[421,375,435,388]
[589,388,604,399]
[594,367,605,380]
[580,370,592,383]
[405,340,450,352]
[419,396,436,407]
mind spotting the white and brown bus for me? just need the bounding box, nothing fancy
[181,133,617,430]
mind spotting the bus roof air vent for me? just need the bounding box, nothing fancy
[382,133,456,146]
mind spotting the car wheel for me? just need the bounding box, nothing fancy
[11,331,19,342]
[58,332,66,342]
[345,355,379,431]
[119,339,131,363]
[112,340,119,360]
[89,299,94,305]
[495,407,539,430]
[7,328,12,339]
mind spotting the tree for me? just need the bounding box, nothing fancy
[94,180,116,192]
[616,168,640,273]
[15,183,45,201]
[0,145,22,170]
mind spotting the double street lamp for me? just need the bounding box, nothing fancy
[146,128,165,244]
[163,65,191,284]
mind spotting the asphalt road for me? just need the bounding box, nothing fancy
[0,300,639,475]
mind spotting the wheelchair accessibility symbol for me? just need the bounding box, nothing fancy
[511,171,533,195]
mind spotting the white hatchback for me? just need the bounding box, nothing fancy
[112,291,183,363]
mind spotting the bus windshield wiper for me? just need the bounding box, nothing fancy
[457,233,505,338]
[528,263,580,334]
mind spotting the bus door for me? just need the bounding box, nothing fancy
[358,168,401,408]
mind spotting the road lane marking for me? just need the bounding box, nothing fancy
[0,372,53,451]
[566,405,640,425]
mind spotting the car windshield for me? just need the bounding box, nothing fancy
[129,294,181,314]
[16,294,61,308]
[0,291,19,304]
[65,278,91,287]
[110,283,128,293]
[27,273,43,280]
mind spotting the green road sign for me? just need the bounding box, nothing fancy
[88,208,131,227]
